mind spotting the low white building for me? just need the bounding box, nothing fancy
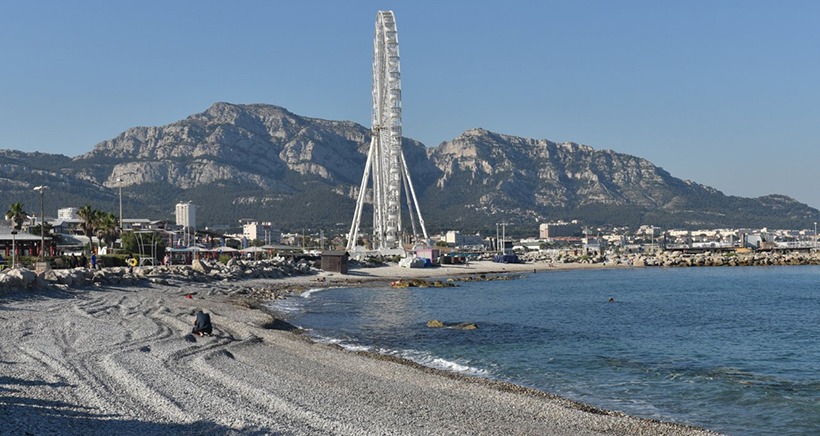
[243,221,280,245]
[445,230,483,248]
[57,207,79,220]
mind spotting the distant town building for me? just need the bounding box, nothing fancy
[445,230,483,248]
[57,207,79,220]
[243,221,280,245]
[175,202,196,229]
[539,221,577,239]
[122,218,169,231]
[175,202,196,247]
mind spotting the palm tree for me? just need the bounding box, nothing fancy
[5,202,28,230]
[96,211,119,248]
[77,204,97,238]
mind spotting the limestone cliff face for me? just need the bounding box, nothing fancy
[1,103,816,229]
[426,128,719,219]
[78,102,374,190]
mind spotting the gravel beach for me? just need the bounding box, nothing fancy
[0,261,718,435]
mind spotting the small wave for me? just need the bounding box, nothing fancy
[303,330,491,377]
[265,286,341,313]
[429,357,490,375]
[339,343,373,352]
[311,334,374,353]
[389,348,491,377]
[264,299,304,314]
[300,287,337,298]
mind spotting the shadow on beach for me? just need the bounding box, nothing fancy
[0,376,278,435]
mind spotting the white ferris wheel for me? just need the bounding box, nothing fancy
[348,11,429,252]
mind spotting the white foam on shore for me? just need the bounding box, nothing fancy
[265,286,342,314]
[311,334,374,352]
[300,287,330,299]
[384,348,491,377]
[264,299,304,314]
[306,332,491,377]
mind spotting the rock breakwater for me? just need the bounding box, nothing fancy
[0,257,317,295]
[520,250,820,268]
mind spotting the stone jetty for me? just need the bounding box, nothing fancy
[0,256,317,294]
[519,249,820,268]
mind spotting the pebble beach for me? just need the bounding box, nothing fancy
[0,261,719,435]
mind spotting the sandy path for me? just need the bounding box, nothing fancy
[0,266,715,435]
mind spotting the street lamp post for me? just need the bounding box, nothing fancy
[495,223,499,253]
[117,178,123,231]
[496,222,509,255]
[33,185,47,261]
[11,230,17,267]
[502,223,506,254]
[814,221,817,250]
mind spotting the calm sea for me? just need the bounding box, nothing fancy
[269,266,820,435]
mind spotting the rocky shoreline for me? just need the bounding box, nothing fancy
[0,256,316,295]
[520,249,820,268]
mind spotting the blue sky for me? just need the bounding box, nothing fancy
[2,1,819,209]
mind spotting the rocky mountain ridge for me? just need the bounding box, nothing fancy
[0,102,816,232]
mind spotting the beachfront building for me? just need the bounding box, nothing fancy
[0,224,54,259]
[444,231,484,250]
[49,218,83,236]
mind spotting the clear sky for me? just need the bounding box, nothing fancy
[2,1,819,209]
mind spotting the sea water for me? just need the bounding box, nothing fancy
[269,266,820,435]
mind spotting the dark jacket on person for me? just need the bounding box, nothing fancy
[192,311,213,335]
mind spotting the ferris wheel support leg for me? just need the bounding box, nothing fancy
[400,151,429,243]
[348,137,376,252]
[401,164,419,242]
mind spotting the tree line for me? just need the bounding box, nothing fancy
[5,202,120,251]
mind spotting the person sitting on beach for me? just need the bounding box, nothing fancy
[192,310,213,337]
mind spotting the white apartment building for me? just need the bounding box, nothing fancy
[58,207,79,220]
[175,202,196,229]
[243,221,280,245]
[175,202,196,246]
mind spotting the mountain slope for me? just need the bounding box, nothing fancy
[0,103,816,232]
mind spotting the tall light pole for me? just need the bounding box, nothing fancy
[495,223,500,254]
[814,221,817,249]
[502,223,507,254]
[497,222,509,254]
[33,185,47,261]
[117,178,123,229]
[11,230,17,267]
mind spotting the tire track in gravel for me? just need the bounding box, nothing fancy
[123,310,284,427]
[12,289,195,421]
[5,285,341,431]
[99,296,357,433]
[50,288,274,426]
[13,346,115,414]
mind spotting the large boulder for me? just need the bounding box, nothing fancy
[0,273,19,291]
[6,268,36,288]
[191,259,211,274]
